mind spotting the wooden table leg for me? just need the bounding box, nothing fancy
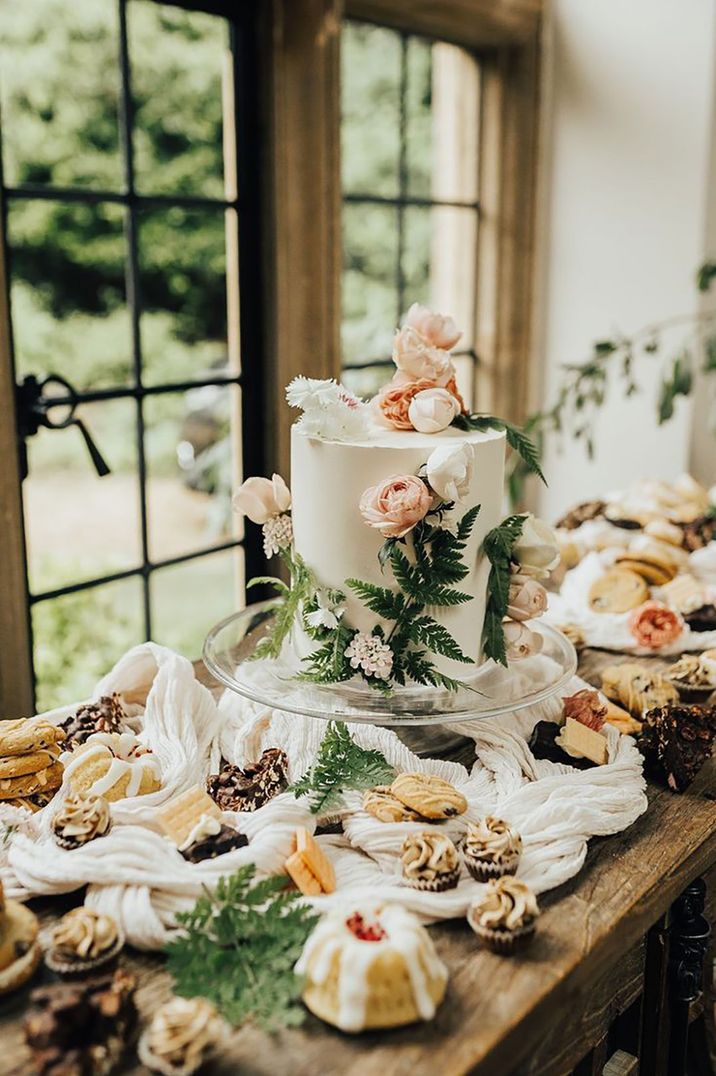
[667,877,711,1076]
[639,913,670,1076]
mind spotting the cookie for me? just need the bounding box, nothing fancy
[555,500,606,531]
[601,662,678,716]
[555,717,609,766]
[644,519,685,548]
[615,552,676,587]
[659,574,707,614]
[588,569,649,614]
[0,718,65,759]
[0,899,41,995]
[63,733,161,803]
[0,761,64,801]
[156,785,222,848]
[0,749,61,781]
[604,701,642,735]
[391,773,467,819]
[285,827,336,896]
[362,786,420,823]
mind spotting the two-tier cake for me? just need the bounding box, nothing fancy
[233,303,558,693]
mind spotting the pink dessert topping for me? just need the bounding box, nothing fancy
[345,912,387,942]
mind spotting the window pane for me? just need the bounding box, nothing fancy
[8,200,131,391]
[150,547,244,657]
[138,205,228,386]
[403,205,478,350]
[341,23,401,198]
[128,1,228,199]
[23,399,141,595]
[33,577,144,713]
[342,203,399,365]
[404,36,432,199]
[0,0,121,190]
[452,354,476,412]
[429,44,480,204]
[342,363,393,401]
[144,387,240,563]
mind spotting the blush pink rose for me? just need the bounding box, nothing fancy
[359,474,432,538]
[506,574,548,621]
[628,601,684,650]
[232,474,291,524]
[403,302,462,350]
[393,325,454,385]
[503,620,543,661]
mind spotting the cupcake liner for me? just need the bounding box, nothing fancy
[670,683,714,704]
[463,853,520,883]
[468,919,536,955]
[0,940,41,995]
[44,928,125,978]
[403,867,460,892]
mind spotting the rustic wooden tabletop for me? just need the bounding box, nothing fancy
[2,649,715,1076]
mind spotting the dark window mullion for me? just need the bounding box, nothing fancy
[3,183,238,212]
[117,0,151,641]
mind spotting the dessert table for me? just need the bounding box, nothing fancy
[1,651,714,1076]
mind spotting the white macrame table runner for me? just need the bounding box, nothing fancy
[0,643,647,951]
[546,546,716,655]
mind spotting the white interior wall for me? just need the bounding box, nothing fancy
[536,0,716,521]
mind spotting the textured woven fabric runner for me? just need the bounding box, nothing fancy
[0,644,647,950]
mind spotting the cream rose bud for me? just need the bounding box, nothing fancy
[359,474,432,538]
[408,388,459,434]
[512,515,560,578]
[503,620,543,661]
[403,302,462,351]
[426,442,474,503]
[507,575,548,621]
[393,326,453,385]
[232,473,291,525]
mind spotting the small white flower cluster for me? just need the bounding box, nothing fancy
[286,377,369,441]
[262,513,293,557]
[344,631,394,680]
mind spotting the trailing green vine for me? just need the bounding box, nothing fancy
[482,514,527,666]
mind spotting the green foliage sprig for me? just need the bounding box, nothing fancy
[291,721,395,814]
[482,514,527,667]
[166,866,319,1031]
[248,549,314,660]
[452,414,546,484]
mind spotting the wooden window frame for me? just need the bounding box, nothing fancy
[262,0,543,477]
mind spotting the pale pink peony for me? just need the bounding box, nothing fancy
[403,302,462,350]
[393,325,454,385]
[506,574,548,622]
[408,387,460,434]
[232,474,291,524]
[628,601,684,650]
[503,620,543,661]
[359,474,432,538]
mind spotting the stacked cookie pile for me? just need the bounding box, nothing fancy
[0,718,65,811]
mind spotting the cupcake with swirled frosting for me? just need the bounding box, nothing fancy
[401,831,460,891]
[52,791,111,850]
[45,907,124,976]
[462,816,522,882]
[138,996,228,1076]
[467,876,539,954]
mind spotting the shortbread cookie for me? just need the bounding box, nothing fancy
[644,519,686,548]
[556,717,609,766]
[659,573,707,614]
[0,749,60,781]
[391,772,467,819]
[601,662,678,716]
[0,897,40,995]
[588,569,649,614]
[615,552,676,587]
[0,761,63,801]
[285,827,336,896]
[362,786,420,823]
[0,718,64,759]
[156,785,222,849]
[604,701,642,735]
[62,732,161,803]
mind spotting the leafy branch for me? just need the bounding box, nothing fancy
[452,413,546,484]
[291,721,395,814]
[166,865,319,1031]
[482,514,527,667]
[248,548,314,660]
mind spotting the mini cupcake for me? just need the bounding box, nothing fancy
[462,817,522,882]
[467,876,539,954]
[698,648,716,683]
[52,791,111,850]
[138,996,228,1076]
[666,655,716,703]
[401,832,460,892]
[45,907,124,977]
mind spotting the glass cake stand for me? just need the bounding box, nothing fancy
[203,600,577,745]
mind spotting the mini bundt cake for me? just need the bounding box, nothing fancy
[295,902,447,1032]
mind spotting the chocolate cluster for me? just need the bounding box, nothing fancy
[206,748,288,812]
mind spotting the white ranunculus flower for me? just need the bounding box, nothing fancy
[512,514,560,578]
[408,387,459,434]
[426,442,474,503]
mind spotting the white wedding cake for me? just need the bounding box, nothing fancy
[233,303,558,692]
